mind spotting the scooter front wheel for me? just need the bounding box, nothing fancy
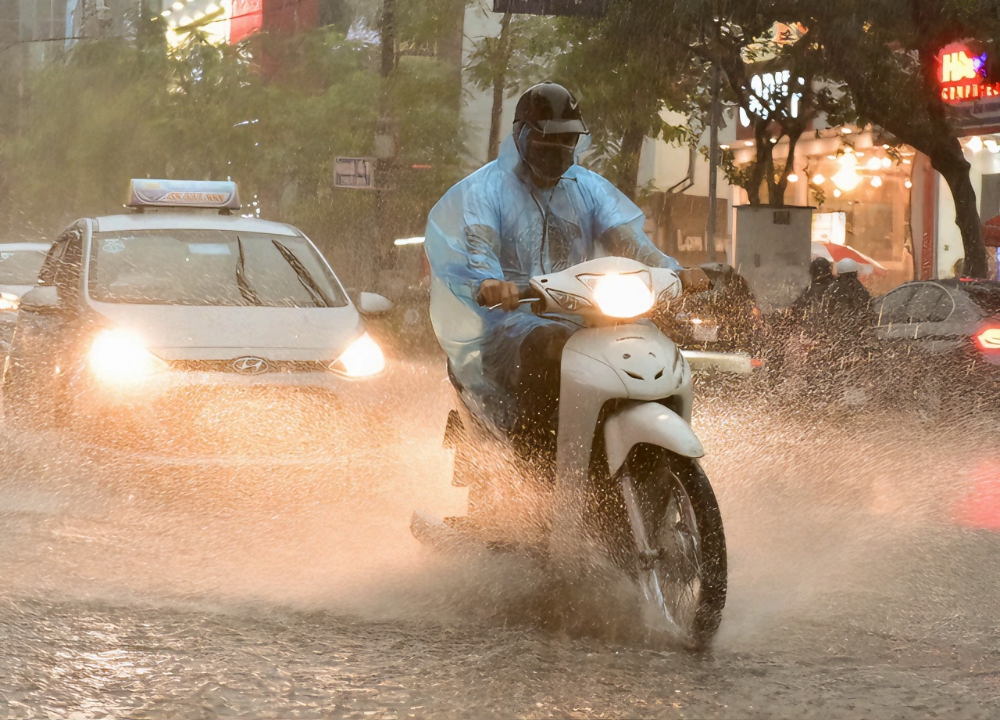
[616,445,727,648]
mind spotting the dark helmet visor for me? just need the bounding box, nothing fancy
[529,118,590,135]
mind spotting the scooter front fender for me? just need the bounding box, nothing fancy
[604,402,705,475]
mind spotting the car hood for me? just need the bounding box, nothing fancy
[89,301,364,361]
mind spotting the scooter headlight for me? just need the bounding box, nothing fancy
[331,332,385,378]
[592,273,654,318]
[88,329,165,386]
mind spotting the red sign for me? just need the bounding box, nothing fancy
[230,0,318,44]
[938,43,1000,103]
[230,0,263,44]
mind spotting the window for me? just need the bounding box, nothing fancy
[876,285,917,325]
[904,285,954,324]
[0,249,47,284]
[87,229,348,308]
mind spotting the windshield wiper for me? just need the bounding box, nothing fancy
[271,239,331,307]
[236,235,262,306]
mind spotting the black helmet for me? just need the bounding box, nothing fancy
[513,83,589,135]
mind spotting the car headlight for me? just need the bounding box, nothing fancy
[0,292,19,312]
[331,332,385,378]
[592,273,654,318]
[88,329,165,385]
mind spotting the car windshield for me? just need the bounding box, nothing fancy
[88,230,347,307]
[962,282,1000,316]
[0,249,47,284]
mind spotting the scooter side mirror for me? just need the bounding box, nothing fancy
[19,285,60,312]
[358,292,393,316]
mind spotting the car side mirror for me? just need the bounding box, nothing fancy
[19,285,60,312]
[358,292,393,316]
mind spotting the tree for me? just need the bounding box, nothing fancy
[0,19,465,285]
[795,0,993,277]
[465,6,565,161]
[554,1,705,198]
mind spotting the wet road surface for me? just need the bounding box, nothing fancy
[1,360,1000,719]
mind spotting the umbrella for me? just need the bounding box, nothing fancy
[811,242,888,277]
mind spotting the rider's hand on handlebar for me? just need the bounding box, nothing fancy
[477,279,521,311]
[678,268,711,294]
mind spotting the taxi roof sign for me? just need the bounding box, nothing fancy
[127,179,241,210]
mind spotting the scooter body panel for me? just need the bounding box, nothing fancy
[551,322,695,549]
[604,402,705,475]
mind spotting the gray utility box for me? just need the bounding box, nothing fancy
[733,205,813,312]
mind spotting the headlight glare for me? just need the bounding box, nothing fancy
[332,332,385,378]
[592,273,654,318]
[88,329,163,386]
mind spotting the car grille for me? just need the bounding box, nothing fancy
[167,359,332,374]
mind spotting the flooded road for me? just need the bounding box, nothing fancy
[1,359,999,719]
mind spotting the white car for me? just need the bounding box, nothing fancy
[3,180,391,456]
[0,242,52,353]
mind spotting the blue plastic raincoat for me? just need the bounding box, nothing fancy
[425,136,681,429]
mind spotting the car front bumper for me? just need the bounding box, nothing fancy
[65,366,386,458]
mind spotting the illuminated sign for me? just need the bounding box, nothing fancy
[230,0,263,44]
[127,180,241,210]
[938,43,1000,103]
[739,70,804,128]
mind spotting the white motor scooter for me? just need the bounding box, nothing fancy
[413,256,727,647]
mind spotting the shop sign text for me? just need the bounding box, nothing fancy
[939,43,1000,104]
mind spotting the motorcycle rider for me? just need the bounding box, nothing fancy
[424,83,709,470]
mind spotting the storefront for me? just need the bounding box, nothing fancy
[932,42,1000,281]
[730,126,916,293]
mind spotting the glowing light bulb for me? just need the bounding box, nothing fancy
[787,173,799,183]
[812,174,826,185]
[967,136,984,153]
[833,189,843,198]
[905,180,913,189]
[871,176,883,188]
[866,157,882,171]
[881,157,892,169]
[832,154,862,192]
[172,1,183,9]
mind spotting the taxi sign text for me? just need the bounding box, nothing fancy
[128,179,241,210]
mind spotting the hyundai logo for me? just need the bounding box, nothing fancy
[232,356,269,374]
